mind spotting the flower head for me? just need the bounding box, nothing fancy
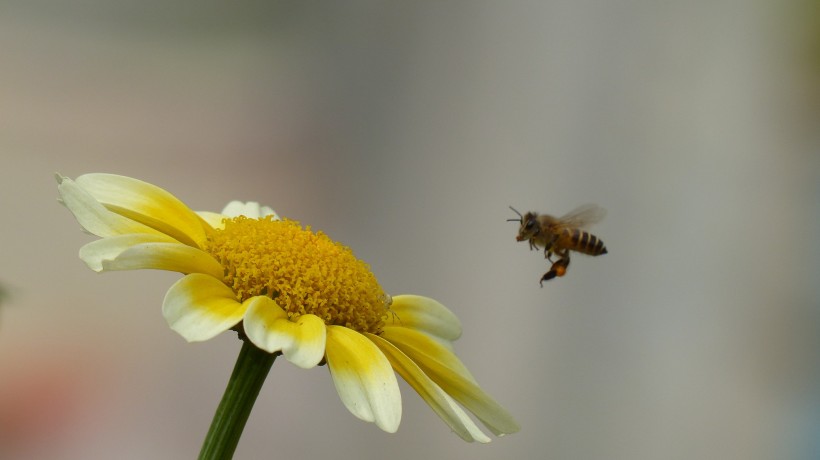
[57,173,518,442]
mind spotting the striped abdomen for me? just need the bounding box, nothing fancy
[560,228,608,256]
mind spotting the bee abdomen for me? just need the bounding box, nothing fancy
[567,229,608,256]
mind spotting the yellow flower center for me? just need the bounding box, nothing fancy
[204,216,388,334]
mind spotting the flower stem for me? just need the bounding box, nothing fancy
[199,340,277,460]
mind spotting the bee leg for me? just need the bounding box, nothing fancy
[553,256,570,277]
[539,256,571,287]
[387,308,402,326]
[539,270,557,286]
[543,240,555,260]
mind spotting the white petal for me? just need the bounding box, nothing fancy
[162,273,245,342]
[437,391,492,442]
[325,326,401,433]
[78,233,178,272]
[367,333,491,442]
[220,201,279,220]
[258,205,277,218]
[80,236,224,278]
[243,296,326,368]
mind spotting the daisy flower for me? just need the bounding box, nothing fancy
[57,173,518,454]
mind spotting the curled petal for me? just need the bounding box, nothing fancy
[163,274,245,342]
[380,327,519,436]
[220,201,279,219]
[326,326,401,433]
[56,174,163,238]
[244,296,326,368]
[367,333,491,443]
[387,295,462,342]
[80,237,223,278]
[74,173,207,248]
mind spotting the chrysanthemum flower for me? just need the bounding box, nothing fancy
[57,173,519,444]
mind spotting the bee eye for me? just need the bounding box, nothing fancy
[525,221,535,230]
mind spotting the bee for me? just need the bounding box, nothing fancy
[508,204,608,286]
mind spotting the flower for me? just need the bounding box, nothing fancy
[57,173,519,442]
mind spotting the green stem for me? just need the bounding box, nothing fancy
[199,340,277,460]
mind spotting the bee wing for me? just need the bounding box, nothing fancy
[558,204,606,229]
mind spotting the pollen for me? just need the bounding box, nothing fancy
[204,216,389,334]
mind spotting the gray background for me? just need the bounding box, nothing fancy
[1,2,818,459]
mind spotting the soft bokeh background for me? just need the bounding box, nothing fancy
[2,1,818,459]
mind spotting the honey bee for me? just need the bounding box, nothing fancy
[508,204,608,286]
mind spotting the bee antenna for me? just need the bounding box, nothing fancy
[507,206,523,222]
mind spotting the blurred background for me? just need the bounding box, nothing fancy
[1,1,818,459]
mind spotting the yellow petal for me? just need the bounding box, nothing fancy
[80,236,223,278]
[74,173,207,248]
[196,211,227,230]
[367,333,491,443]
[243,296,326,368]
[381,326,477,384]
[387,295,462,341]
[57,174,164,238]
[325,326,401,433]
[162,273,245,342]
[380,327,519,436]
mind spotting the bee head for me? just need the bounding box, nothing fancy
[508,206,539,241]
